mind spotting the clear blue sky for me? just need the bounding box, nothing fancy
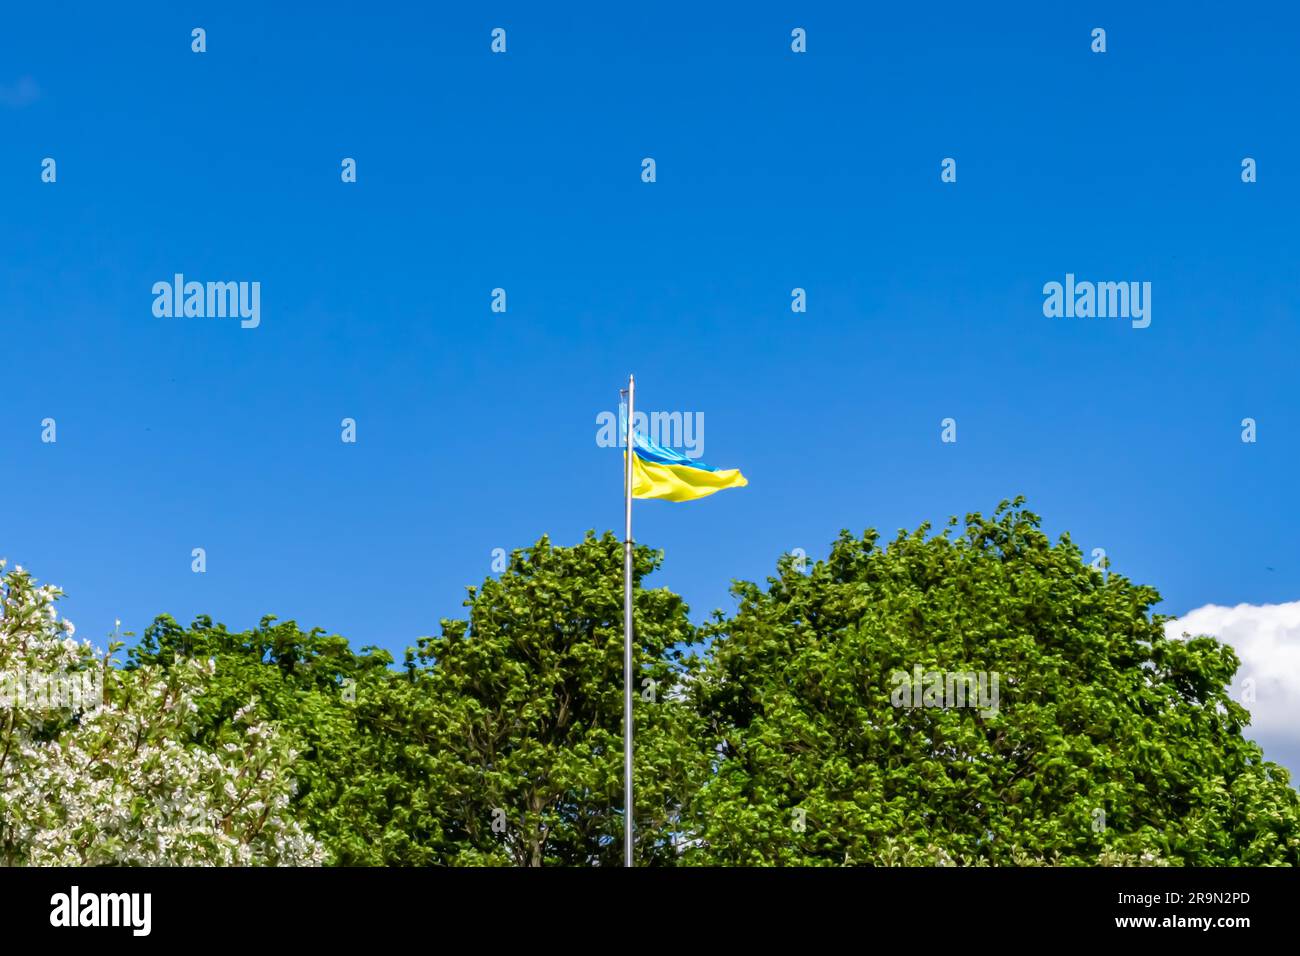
[3,3,1296,669]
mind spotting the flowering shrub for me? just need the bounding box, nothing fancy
[0,560,323,866]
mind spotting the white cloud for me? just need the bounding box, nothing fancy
[1164,601,1300,778]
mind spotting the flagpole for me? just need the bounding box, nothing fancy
[623,373,635,868]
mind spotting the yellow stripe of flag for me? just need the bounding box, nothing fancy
[628,451,748,502]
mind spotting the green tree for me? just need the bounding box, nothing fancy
[410,531,707,865]
[130,531,707,866]
[682,498,1300,865]
[127,614,456,865]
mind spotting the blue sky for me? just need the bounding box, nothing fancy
[2,4,1298,768]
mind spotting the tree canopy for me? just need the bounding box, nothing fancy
[683,499,1299,865]
[0,561,321,865]
[128,531,706,866]
[6,499,1297,865]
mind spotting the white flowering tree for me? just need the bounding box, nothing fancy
[0,560,323,865]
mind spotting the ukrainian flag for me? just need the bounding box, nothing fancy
[622,406,748,502]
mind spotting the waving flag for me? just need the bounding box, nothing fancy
[627,425,748,501]
[620,399,748,502]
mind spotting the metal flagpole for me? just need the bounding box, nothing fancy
[623,373,635,867]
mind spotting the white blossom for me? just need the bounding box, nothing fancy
[0,564,323,866]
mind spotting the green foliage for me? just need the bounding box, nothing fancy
[131,532,706,866]
[407,531,706,865]
[127,615,441,865]
[680,498,1300,865]
[118,500,1300,865]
